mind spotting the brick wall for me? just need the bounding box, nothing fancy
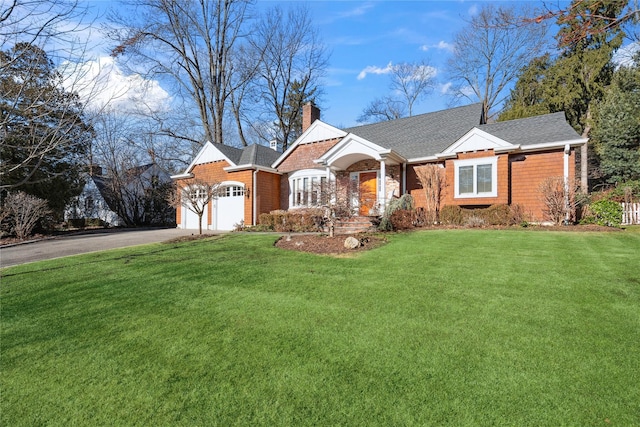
[254,171,281,224]
[406,149,574,221]
[278,139,341,173]
[511,149,571,221]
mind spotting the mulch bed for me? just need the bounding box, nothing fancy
[275,234,387,255]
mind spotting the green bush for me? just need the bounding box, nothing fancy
[582,200,623,227]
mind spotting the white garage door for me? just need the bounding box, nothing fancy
[214,185,245,230]
[182,204,207,230]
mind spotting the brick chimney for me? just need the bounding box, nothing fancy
[302,102,320,133]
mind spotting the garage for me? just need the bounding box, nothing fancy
[180,183,245,231]
[214,184,245,230]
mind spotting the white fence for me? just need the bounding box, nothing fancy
[622,203,640,225]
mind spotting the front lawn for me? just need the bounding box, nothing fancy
[2,230,639,426]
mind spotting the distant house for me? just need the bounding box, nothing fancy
[66,163,174,227]
[173,103,586,230]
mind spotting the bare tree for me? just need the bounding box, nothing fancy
[169,178,221,234]
[248,4,328,150]
[358,61,435,124]
[1,191,51,240]
[87,112,175,226]
[447,4,549,122]
[414,164,446,224]
[109,0,252,146]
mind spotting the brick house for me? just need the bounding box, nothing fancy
[173,103,586,230]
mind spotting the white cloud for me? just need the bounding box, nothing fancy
[61,56,171,114]
[357,61,394,80]
[440,82,453,94]
[614,42,639,67]
[468,5,479,16]
[420,41,454,52]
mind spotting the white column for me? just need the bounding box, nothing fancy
[379,159,386,211]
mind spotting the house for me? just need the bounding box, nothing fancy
[173,103,586,230]
[66,163,174,227]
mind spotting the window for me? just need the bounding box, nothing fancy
[220,186,244,197]
[289,170,333,208]
[454,157,498,198]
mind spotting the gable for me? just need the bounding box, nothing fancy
[441,128,517,155]
[273,120,347,168]
[317,134,403,170]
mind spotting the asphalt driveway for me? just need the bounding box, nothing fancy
[0,228,221,268]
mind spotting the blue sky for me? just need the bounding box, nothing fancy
[76,0,635,129]
[81,0,534,127]
[284,1,483,127]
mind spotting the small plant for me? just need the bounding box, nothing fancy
[583,199,623,227]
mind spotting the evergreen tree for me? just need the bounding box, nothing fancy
[499,0,626,191]
[0,43,92,215]
[591,57,640,183]
[278,79,317,148]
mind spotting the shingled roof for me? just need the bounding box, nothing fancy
[238,143,281,167]
[344,103,483,159]
[478,112,583,146]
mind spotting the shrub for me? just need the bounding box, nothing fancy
[464,215,486,228]
[1,191,51,240]
[389,209,414,230]
[583,199,623,227]
[539,176,579,224]
[378,194,414,231]
[440,205,464,225]
[258,209,325,232]
[438,204,525,227]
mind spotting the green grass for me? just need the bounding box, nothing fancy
[2,230,639,426]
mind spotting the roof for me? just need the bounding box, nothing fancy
[238,143,281,167]
[344,103,484,158]
[478,112,583,145]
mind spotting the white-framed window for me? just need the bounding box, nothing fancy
[454,157,498,198]
[289,169,332,208]
[220,185,244,197]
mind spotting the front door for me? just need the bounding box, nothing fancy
[359,172,377,216]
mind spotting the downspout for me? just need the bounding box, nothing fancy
[402,163,407,195]
[253,170,258,226]
[563,144,570,225]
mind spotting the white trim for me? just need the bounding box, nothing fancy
[443,128,514,154]
[180,141,237,176]
[454,157,498,199]
[288,168,335,208]
[519,138,587,152]
[170,172,194,180]
[224,164,281,174]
